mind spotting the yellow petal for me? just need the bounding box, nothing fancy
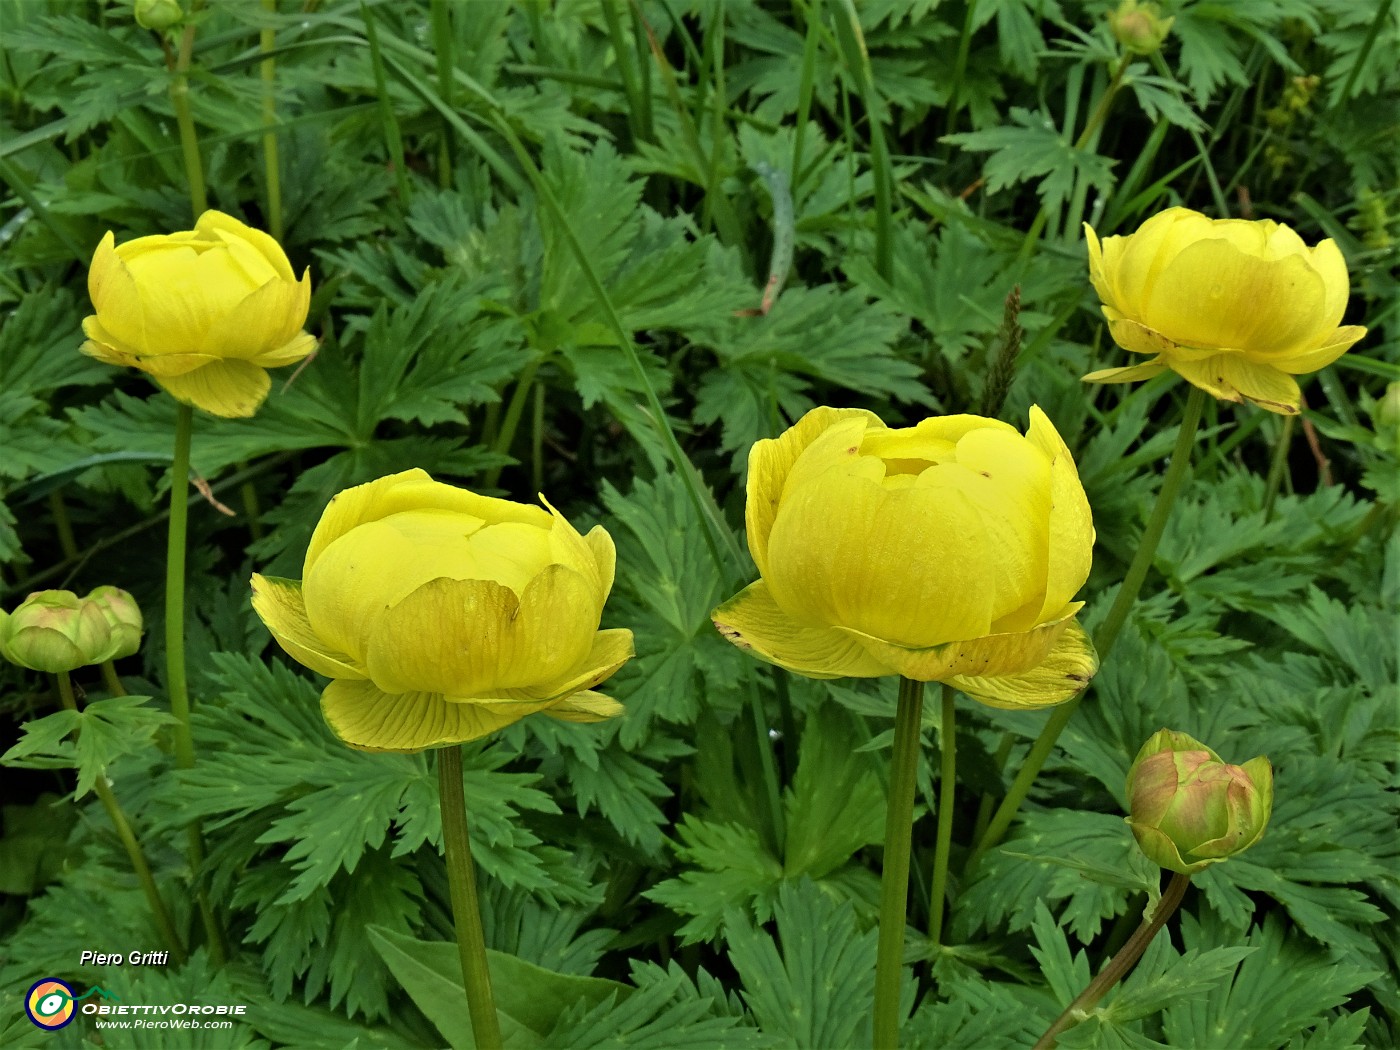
[1084,222,1119,311]
[1145,240,1330,356]
[543,690,625,724]
[1308,239,1351,329]
[1170,355,1301,415]
[1109,208,1210,315]
[1268,325,1367,376]
[88,232,149,353]
[205,272,311,360]
[81,318,227,377]
[841,610,1078,683]
[1104,313,1238,362]
[154,359,271,418]
[745,407,884,579]
[1082,361,1170,384]
[363,568,598,697]
[1026,407,1094,624]
[196,210,297,283]
[765,471,996,647]
[711,580,892,679]
[947,619,1097,709]
[507,628,634,701]
[305,470,550,576]
[252,330,318,369]
[249,574,367,680]
[125,244,262,352]
[321,678,538,753]
[581,525,617,599]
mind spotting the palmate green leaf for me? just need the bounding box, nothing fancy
[906,975,1050,1050]
[943,106,1117,209]
[368,925,628,1050]
[601,473,751,745]
[1108,934,1257,1024]
[478,882,613,978]
[1162,913,1379,1050]
[690,285,923,463]
[1283,1009,1372,1050]
[542,960,769,1049]
[724,879,893,1050]
[0,696,173,799]
[645,816,784,944]
[1029,899,1093,1006]
[0,285,110,397]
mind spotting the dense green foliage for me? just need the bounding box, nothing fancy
[1,0,1397,1047]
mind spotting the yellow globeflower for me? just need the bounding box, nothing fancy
[81,210,316,418]
[712,407,1098,708]
[251,469,632,752]
[1083,207,1367,414]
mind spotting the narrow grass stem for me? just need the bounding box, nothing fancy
[484,357,544,490]
[927,684,957,947]
[165,403,225,963]
[973,387,1206,857]
[1261,414,1295,522]
[873,676,925,1050]
[171,23,207,218]
[971,731,1015,844]
[1033,872,1191,1049]
[430,0,454,187]
[57,672,186,963]
[100,662,128,697]
[438,746,502,1050]
[48,490,79,559]
[747,679,785,856]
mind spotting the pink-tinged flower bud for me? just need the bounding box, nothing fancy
[1125,729,1272,874]
[84,586,144,660]
[0,591,119,674]
[1107,0,1174,56]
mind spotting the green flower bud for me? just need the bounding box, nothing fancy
[1125,729,1272,874]
[134,0,183,31]
[1,590,119,674]
[1107,0,1174,56]
[1375,382,1400,431]
[84,586,144,660]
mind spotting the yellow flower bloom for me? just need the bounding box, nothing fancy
[81,210,315,418]
[1083,207,1367,415]
[711,407,1097,708]
[251,469,632,752]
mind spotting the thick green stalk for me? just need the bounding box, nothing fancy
[973,387,1207,856]
[438,746,502,1050]
[927,684,957,946]
[165,403,225,963]
[57,673,186,963]
[171,24,207,218]
[1033,872,1191,1049]
[260,0,282,238]
[873,676,925,1050]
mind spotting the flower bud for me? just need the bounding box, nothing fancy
[0,591,119,674]
[1107,0,1174,56]
[1125,729,1272,874]
[84,586,144,660]
[1375,382,1400,431]
[134,0,183,31]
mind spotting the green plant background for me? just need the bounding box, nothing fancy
[0,0,1396,1047]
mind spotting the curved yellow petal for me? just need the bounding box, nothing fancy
[765,472,996,647]
[540,496,608,596]
[1026,407,1094,624]
[1145,241,1330,356]
[1084,222,1119,312]
[88,232,149,353]
[249,574,366,680]
[321,678,538,753]
[126,243,260,352]
[1082,360,1170,384]
[1307,239,1351,330]
[205,272,311,360]
[154,359,271,418]
[842,609,1079,683]
[1110,208,1208,314]
[506,628,634,701]
[711,580,892,679]
[581,525,617,599]
[363,567,598,698]
[542,690,625,724]
[745,407,883,578]
[1268,325,1366,376]
[196,209,297,283]
[305,470,549,575]
[947,619,1097,709]
[252,330,318,369]
[1105,313,1240,362]
[1170,355,1301,415]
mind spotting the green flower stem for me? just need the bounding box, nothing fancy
[56,672,186,964]
[927,684,957,946]
[48,490,79,559]
[165,403,225,964]
[484,356,544,490]
[973,386,1207,858]
[260,0,282,239]
[873,676,925,1050]
[1261,414,1295,522]
[1033,872,1191,1050]
[171,22,207,219]
[438,745,502,1050]
[100,661,128,697]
